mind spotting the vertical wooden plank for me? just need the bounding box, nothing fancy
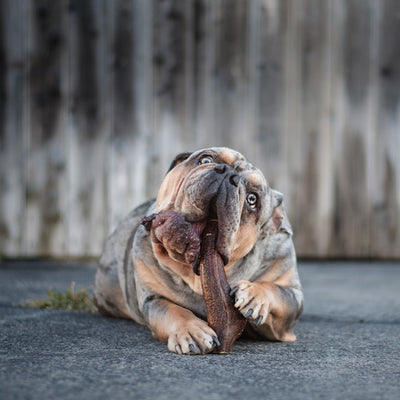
[370,0,400,257]
[0,0,29,256]
[132,0,154,203]
[24,0,69,256]
[191,0,214,149]
[193,0,245,151]
[242,0,261,164]
[281,0,302,211]
[328,0,375,257]
[252,0,288,190]
[284,0,335,256]
[312,0,336,257]
[108,0,133,230]
[107,0,153,233]
[212,0,249,153]
[67,0,109,256]
[152,0,194,177]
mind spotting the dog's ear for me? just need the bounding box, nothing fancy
[272,190,283,209]
[270,190,284,232]
[270,190,293,235]
[260,190,293,238]
[167,152,192,173]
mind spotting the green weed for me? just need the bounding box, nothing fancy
[24,282,96,313]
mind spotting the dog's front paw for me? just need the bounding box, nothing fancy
[230,280,270,326]
[167,320,220,355]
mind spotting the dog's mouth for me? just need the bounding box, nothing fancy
[150,167,243,273]
[189,205,218,247]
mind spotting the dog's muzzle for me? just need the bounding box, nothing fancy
[185,164,243,265]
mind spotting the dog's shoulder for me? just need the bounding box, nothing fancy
[99,199,156,273]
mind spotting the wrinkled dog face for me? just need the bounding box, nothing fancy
[156,147,276,265]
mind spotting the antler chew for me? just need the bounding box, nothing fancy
[200,220,247,353]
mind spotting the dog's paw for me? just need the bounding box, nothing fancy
[230,280,270,326]
[167,320,220,355]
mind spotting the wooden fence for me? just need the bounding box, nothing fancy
[0,0,399,259]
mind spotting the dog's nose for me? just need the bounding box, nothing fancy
[214,164,227,174]
[214,164,240,186]
[229,174,240,187]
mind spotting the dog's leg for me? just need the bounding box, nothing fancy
[133,243,218,355]
[230,280,303,342]
[142,296,219,355]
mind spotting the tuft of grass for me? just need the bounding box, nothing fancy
[23,282,96,313]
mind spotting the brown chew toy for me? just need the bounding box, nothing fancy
[199,220,247,354]
[141,211,247,354]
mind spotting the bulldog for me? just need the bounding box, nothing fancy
[94,147,303,355]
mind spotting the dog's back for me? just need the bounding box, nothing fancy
[94,199,155,319]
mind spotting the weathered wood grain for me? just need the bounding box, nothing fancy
[249,0,287,189]
[328,0,373,257]
[0,0,399,259]
[107,0,152,233]
[0,0,29,256]
[285,0,335,257]
[213,0,249,154]
[152,0,195,177]
[370,0,400,257]
[66,0,108,256]
[191,0,215,149]
[24,0,68,256]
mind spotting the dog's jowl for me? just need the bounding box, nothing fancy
[94,147,303,355]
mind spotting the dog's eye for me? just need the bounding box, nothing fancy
[247,193,258,208]
[199,156,213,165]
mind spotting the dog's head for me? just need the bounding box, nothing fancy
[155,147,285,266]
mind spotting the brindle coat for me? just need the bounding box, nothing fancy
[94,148,303,355]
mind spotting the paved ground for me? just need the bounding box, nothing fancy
[1,259,399,400]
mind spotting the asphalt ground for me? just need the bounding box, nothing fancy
[0,260,399,400]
